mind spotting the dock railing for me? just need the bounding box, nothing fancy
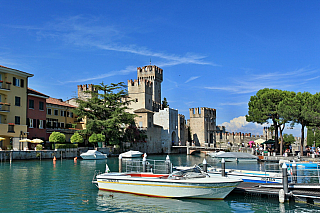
[124,159,172,174]
[264,162,320,184]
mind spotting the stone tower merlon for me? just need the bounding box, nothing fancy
[127,79,153,95]
[77,84,96,99]
[137,65,163,83]
[189,107,216,118]
[137,65,163,105]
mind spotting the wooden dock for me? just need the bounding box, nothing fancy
[232,182,320,204]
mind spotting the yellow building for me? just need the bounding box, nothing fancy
[46,97,84,142]
[0,65,33,150]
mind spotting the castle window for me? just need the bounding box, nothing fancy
[135,98,138,102]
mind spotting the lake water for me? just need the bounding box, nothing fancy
[0,153,319,212]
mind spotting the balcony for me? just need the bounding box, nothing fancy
[0,81,11,91]
[0,103,10,112]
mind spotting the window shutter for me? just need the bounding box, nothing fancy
[27,118,30,127]
[21,79,24,88]
[33,119,37,128]
[13,77,16,86]
[43,120,46,128]
[37,119,39,128]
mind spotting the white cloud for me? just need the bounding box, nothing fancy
[185,76,200,83]
[59,66,136,84]
[219,116,265,135]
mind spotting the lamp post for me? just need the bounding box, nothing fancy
[312,128,316,148]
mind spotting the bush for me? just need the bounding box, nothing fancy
[55,144,78,149]
[89,133,105,143]
[49,132,66,143]
[36,144,43,150]
[70,132,84,143]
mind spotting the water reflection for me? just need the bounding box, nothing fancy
[95,190,234,213]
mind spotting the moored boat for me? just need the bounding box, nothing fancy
[120,150,143,158]
[211,152,258,162]
[80,150,107,160]
[93,166,242,199]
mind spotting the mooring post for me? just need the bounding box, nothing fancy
[221,158,226,177]
[282,163,289,195]
[187,142,190,155]
[60,151,62,160]
[166,155,171,174]
[118,154,122,173]
[142,153,147,172]
[292,161,297,184]
[203,158,207,173]
[10,150,12,164]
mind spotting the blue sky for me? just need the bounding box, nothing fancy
[1,1,320,137]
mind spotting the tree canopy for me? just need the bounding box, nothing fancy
[70,132,84,143]
[162,97,169,108]
[246,88,289,153]
[49,132,66,143]
[73,82,136,146]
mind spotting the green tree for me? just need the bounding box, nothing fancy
[162,97,169,108]
[278,92,312,155]
[49,132,66,143]
[283,134,295,145]
[89,133,105,144]
[123,124,147,142]
[70,132,84,143]
[307,127,320,147]
[73,82,136,147]
[246,88,288,154]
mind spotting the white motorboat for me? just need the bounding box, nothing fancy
[211,152,258,162]
[120,150,143,158]
[80,150,107,160]
[93,165,242,199]
[207,168,283,184]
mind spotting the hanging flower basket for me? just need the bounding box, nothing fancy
[8,123,15,125]
[0,80,3,83]
[6,82,11,84]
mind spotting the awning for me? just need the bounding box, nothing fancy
[32,139,44,143]
[19,139,32,142]
[261,139,275,145]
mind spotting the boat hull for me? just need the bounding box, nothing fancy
[96,174,241,199]
[80,154,107,160]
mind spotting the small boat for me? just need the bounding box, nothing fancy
[211,152,258,162]
[93,165,242,199]
[80,150,107,160]
[208,168,283,183]
[208,151,225,158]
[120,150,143,158]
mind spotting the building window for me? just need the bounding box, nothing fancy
[60,122,64,128]
[39,101,44,111]
[69,112,73,118]
[29,118,34,128]
[60,110,66,117]
[135,98,138,102]
[29,100,34,109]
[139,122,143,128]
[54,109,58,116]
[8,124,14,133]
[13,77,24,88]
[47,108,52,115]
[15,116,20,125]
[39,120,43,129]
[15,96,21,106]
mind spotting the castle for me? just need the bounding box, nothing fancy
[74,65,288,154]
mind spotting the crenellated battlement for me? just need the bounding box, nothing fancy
[189,107,216,118]
[77,84,95,92]
[137,65,163,82]
[127,79,153,95]
[77,84,96,99]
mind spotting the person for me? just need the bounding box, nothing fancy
[306,146,311,157]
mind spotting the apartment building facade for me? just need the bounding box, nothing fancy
[0,65,33,150]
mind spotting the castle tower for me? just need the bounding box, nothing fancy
[137,65,163,107]
[77,84,96,101]
[188,107,217,147]
[127,79,153,113]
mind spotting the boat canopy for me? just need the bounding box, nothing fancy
[215,152,258,159]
